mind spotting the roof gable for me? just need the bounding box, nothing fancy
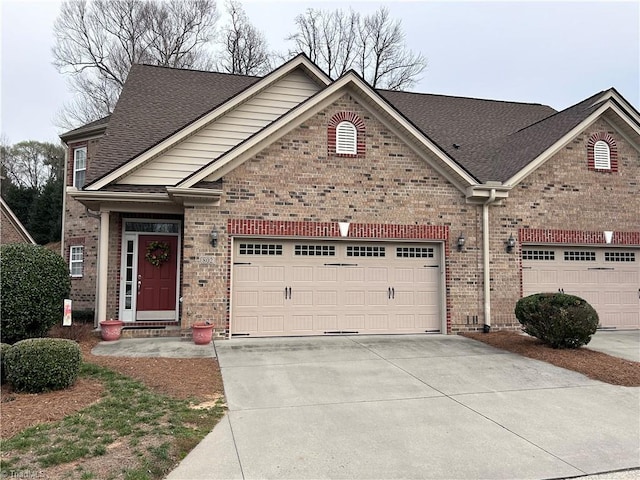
[87,55,330,190]
[178,71,479,191]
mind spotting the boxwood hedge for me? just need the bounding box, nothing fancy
[1,243,71,344]
[4,338,81,393]
[515,293,599,349]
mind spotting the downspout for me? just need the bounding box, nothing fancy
[482,189,496,332]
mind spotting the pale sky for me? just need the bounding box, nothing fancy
[1,0,639,145]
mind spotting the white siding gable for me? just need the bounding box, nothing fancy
[119,69,320,185]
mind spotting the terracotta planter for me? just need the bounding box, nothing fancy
[99,319,124,341]
[192,322,214,345]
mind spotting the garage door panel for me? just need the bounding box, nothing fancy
[235,291,259,307]
[315,267,338,282]
[315,290,338,306]
[234,265,259,282]
[315,315,337,331]
[292,290,313,306]
[262,266,285,282]
[259,316,284,333]
[522,247,639,330]
[262,290,285,307]
[366,315,389,331]
[292,266,313,282]
[367,290,388,306]
[344,268,365,282]
[291,315,313,332]
[232,240,443,336]
[366,267,389,282]
[344,290,366,306]
[395,291,414,306]
[340,315,365,330]
[235,315,258,333]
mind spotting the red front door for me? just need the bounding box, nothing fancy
[137,235,179,320]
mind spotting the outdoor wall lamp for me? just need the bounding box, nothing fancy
[506,233,516,253]
[210,227,218,247]
[457,233,466,252]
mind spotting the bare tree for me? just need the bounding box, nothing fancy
[287,8,359,80]
[53,0,218,128]
[287,6,426,90]
[1,141,65,191]
[217,0,271,75]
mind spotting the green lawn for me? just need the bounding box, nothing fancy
[1,363,225,480]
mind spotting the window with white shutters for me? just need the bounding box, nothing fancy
[336,121,357,154]
[593,140,611,170]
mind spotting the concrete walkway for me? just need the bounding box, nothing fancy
[91,337,216,358]
[167,334,640,480]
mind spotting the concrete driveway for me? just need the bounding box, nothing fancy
[587,330,640,362]
[168,335,640,480]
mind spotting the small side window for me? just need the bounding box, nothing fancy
[336,121,357,154]
[70,245,84,277]
[73,147,87,188]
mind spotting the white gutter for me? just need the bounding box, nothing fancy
[482,188,497,330]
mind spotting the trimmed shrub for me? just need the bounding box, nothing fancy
[1,343,12,384]
[515,293,599,349]
[4,338,81,393]
[1,243,71,344]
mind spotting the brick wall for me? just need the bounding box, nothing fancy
[63,138,102,312]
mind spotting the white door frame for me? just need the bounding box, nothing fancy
[118,219,182,322]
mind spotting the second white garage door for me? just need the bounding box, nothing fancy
[231,240,443,337]
[522,247,640,329]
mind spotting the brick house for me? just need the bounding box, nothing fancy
[1,197,35,245]
[60,55,640,338]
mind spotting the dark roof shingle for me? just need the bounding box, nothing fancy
[87,64,261,184]
[81,61,615,187]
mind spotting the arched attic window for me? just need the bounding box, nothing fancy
[328,112,366,157]
[336,121,357,154]
[593,141,610,170]
[587,133,618,172]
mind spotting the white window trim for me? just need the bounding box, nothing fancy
[593,140,611,170]
[70,245,84,277]
[336,121,357,154]
[73,147,87,188]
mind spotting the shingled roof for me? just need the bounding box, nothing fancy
[86,64,261,184]
[72,60,617,186]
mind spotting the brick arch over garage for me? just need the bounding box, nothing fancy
[327,112,366,157]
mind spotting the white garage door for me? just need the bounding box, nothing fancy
[522,247,640,329]
[231,240,443,337]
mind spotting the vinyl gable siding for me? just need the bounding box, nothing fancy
[119,69,321,185]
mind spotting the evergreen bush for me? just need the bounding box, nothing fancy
[1,243,71,344]
[0,343,12,384]
[4,338,81,393]
[515,293,599,349]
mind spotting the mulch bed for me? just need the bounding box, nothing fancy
[462,330,640,387]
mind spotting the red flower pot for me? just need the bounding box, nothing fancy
[192,322,214,345]
[99,319,124,341]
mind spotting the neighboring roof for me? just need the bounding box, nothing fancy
[60,115,111,142]
[87,64,262,184]
[0,198,36,244]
